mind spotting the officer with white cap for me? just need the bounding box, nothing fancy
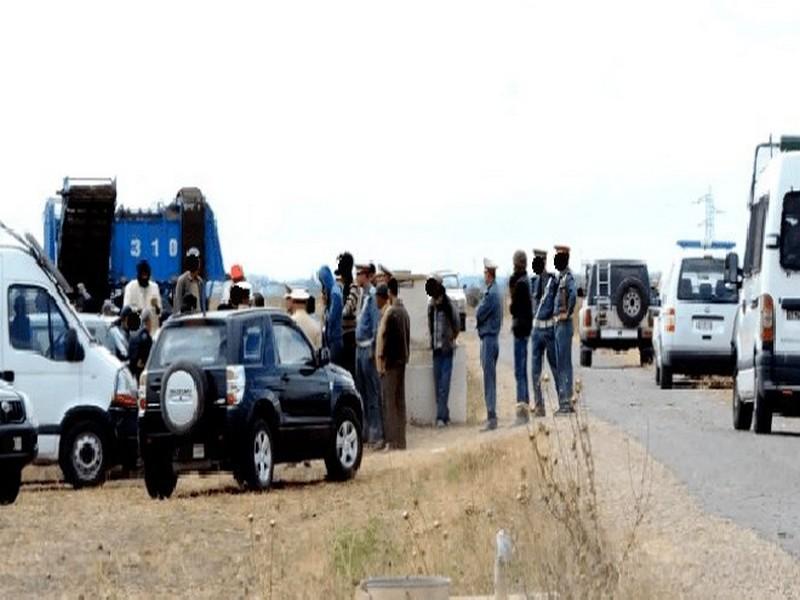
[475,257,503,431]
[553,245,577,415]
[530,248,560,416]
[288,288,322,349]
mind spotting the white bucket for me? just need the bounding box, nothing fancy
[354,576,451,600]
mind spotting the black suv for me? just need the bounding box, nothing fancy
[0,383,37,505]
[138,309,363,499]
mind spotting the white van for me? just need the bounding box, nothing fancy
[0,224,139,485]
[725,136,800,434]
[653,241,738,388]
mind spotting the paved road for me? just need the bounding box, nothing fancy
[579,348,800,558]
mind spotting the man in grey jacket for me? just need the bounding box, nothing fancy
[426,274,460,428]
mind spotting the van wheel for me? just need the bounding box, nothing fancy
[240,419,274,492]
[732,378,753,431]
[325,407,363,481]
[753,386,772,434]
[659,366,673,390]
[0,467,22,505]
[579,348,592,368]
[143,454,177,500]
[60,420,107,488]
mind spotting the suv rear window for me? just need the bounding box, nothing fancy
[587,264,651,305]
[780,192,800,270]
[150,324,227,368]
[677,257,737,303]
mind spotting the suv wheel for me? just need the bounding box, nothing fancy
[241,419,274,492]
[144,452,177,500]
[0,467,22,505]
[753,383,772,434]
[659,365,673,390]
[732,377,753,431]
[325,407,363,481]
[579,347,592,367]
[60,420,107,488]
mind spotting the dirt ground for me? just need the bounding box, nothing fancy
[3,334,800,598]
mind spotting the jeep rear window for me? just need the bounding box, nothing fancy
[677,258,737,303]
[151,324,227,368]
[780,192,800,270]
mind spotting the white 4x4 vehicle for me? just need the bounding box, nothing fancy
[653,241,738,389]
[0,224,139,486]
[726,136,800,434]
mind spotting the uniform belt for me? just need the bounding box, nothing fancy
[533,318,555,329]
[357,339,374,348]
[556,314,571,322]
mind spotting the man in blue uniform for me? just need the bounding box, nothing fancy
[355,262,384,445]
[476,258,503,431]
[553,245,577,415]
[530,249,560,417]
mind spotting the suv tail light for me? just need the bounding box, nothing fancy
[663,307,676,333]
[761,294,775,350]
[583,308,593,328]
[226,365,246,406]
[138,370,148,416]
[112,368,138,409]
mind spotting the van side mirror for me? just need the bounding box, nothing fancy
[724,252,741,287]
[316,347,330,367]
[65,328,85,362]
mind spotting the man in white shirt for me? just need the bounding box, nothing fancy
[123,260,162,332]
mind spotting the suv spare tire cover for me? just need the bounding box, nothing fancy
[614,276,649,328]
[160,361,206,435]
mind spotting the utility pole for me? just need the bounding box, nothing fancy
[695,188,722,248]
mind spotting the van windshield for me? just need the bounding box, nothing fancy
[677,258,737,303]
[780,192,800,270]
[150,323,227,368]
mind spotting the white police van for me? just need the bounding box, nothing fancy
[0,223,139,485]
[725,136,800,434]
[653,240,738,389]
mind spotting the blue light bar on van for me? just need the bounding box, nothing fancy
[676,240,735,250]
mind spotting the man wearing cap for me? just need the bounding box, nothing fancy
[530,249,560,416]
[174,248,205,315]
[475,258,503,431]
[289,289,322,348]
[426,274,460,428]
[376,281,410,450]
[553,245,577,415]
[123,260,162,333]
[338,252,359,377]
[355,262,383,446]
[510,250,533,425]
[221,264,246,305]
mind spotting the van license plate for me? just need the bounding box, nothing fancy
[192,444,204,459]
[694,319,714,332]
[13,437,21,452]
[787,310,800,321]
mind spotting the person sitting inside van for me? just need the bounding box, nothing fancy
[10,294,32,350]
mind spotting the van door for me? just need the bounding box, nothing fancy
[5,285,82,459]
[775,191,800,355]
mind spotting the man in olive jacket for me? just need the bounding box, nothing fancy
[377,279,411,450]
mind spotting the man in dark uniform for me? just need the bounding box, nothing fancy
[553,245,577,415]
[510,250,533,425]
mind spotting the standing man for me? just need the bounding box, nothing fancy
[288,289,322,348]
[554,245,577,415]
[338,252,359,378]
[174,248,205,315]
[426,274,459,428]
[377,278,410,450]
[123,260,162,333]
[128,308,154,380]
[355,262,383,447]
[476,258,503,431]
[510,250,533,425]
[318,265,344,363]
[530,249,560,416]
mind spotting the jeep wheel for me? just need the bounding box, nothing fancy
[325,407,363,481]
[144,454,177,500]
[0,467,22,505]
[753,385,772,435]
[60,420,107,489]
[579,348,592,368]
[240,419,274,492]
[732,378,753,431]
[615,277,649,328]
[659,365,673,390]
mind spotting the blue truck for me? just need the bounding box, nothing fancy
[43,178,225,312]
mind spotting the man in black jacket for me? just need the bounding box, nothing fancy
[510,250,533,425]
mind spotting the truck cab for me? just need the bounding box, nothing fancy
[0,224,138,487]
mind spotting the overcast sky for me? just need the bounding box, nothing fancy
[2,1,800,280]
